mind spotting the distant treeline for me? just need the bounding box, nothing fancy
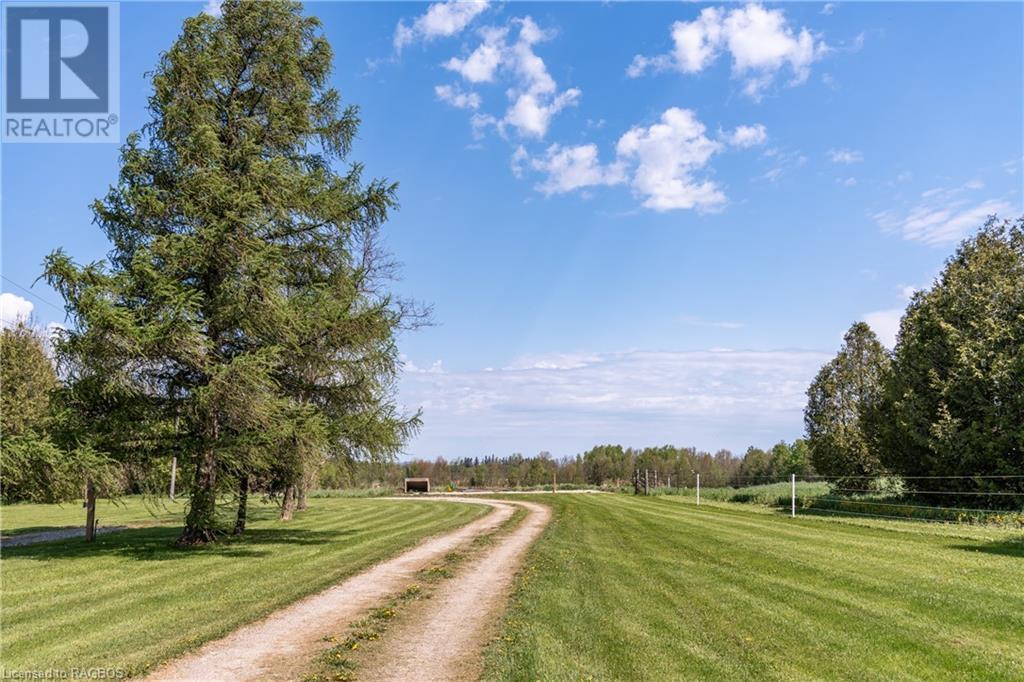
[321,441,814,490]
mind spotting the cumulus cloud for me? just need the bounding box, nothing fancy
[394,0,489,52]
[616,107,727,212]
[529,144,627,195]
[1,293,34,328]
[874,183,1016,246]
[517,108,762,212]
[628,4,828,99]
[444,26,505,82]
[443,17,580,139]
[434,84,481,110]
[829,148,863,164]
[399,348,830,457]
[724,123,767,148]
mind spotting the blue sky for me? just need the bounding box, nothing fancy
[2,1,1022,459]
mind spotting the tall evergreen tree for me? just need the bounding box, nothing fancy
[872,217,1023,496]
[0,321,114,523]
[804,322,890,481]
[45,0,420,545]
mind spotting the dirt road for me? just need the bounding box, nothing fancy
[356,500,550,682]
[146,497,548,681]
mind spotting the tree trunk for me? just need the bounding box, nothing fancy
[169,456,177,501]
[233,474,249,535]
[297,483,307,511]
[84,480,97,542]
[177,446,218,545]
[280,484,296,521]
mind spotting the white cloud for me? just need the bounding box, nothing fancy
[629,4,828,99]
[838,176,857,187]
[725,123,767,148]
[434,84,481,110]
[394,0,489,52]
[399,348,830,457]
[504,88,581,139]
[821,3,837,15]
[444,26,505,82]
[1,293,34,328]
[616,107,726,212]
[863,309,902,348]
[401,355,444,374]
[829,148,863,164]
[874,183,1016,246]
[443,17,580,139]
[202,0,222,17]
[518,108,762,212]
[510,145,529,179]
[529,144,627,195]
[757,147,807,184]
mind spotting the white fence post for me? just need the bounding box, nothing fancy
[696,473,701,506]
[791,473,796,518]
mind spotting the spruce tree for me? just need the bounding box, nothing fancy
[804,322,890,482]
[45,0,420,545]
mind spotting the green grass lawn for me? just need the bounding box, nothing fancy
[0,497,488,676]
[483,494,1024,681]
[1,496,184,536]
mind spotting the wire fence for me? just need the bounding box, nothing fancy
[652,472,1024,528]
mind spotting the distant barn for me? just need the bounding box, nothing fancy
[404,477,430,493]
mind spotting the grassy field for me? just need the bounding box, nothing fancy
[1,496,184,536]
[663,481,831,505]
[0,497,488,676]
[483,493,1024,681]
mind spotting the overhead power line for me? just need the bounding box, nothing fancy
[1,274,65,313]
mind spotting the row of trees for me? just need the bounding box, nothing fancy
[805,218,1023,499]
[3,1,421,544]
[322,440,814,491]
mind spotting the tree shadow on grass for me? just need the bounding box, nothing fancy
[2,524,360,562]
[950,537,1024,558]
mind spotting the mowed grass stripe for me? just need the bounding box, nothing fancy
[2,502,436,622]
[634,500,1024,637]
[625,499,1023,673]
[4,502,459,642]
[483,494,1024,682]
[1,498,488,674]
[4,507,449,651]
[636,499,1023,604]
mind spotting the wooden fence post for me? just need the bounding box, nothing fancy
[84,480,97,542]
